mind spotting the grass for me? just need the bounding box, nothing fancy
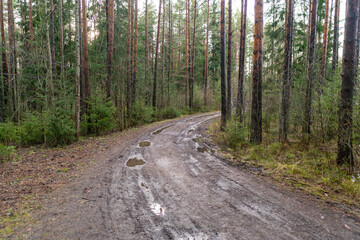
[208,120,360,215]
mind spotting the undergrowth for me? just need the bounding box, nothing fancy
[209,120,360,210]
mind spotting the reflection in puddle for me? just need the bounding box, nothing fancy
[126,158,146,167]
[139,141,151,147]
[151,203,165,216]
[152,124,175,135]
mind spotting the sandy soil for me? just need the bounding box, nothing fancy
[15,113,360,239]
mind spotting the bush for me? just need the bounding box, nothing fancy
[86,92,116,135]
[0,144,16,162]
[0,122,19,145]
[45,108,76,146]
[20,112,44,145]
[223,119,246,149]
[157,106,181,120]
[129,100,155,127]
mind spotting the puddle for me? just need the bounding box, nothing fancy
[126,158,146,167]
[139,141,151,147]
[150,203,165,216]
[152,124,174,135]
[197,147,205,153]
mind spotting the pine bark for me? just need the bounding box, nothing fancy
[145,0,149,103]
[204,0,210,106]
[279,0,294,142]
[153,0,162,108]
[107,0,114,99]
[8,0,17,120]
[184,0,188,105]
[29,0,34,51]
[220,0,227,130]
[236,0,247,122]
[337,0,359,169]
[321,0,330,82]
[187,0,191,108]
[82,0,90,110]
[59,0,64,79]
[75,0,81,138]
[189,0,196,109]
[0,0,8,122]
[250,0,264,144]
[303,0,317,136]
[226,0,232,120]
[167,0,172,104]
[49,0,56,83]
[160,0,165,108]
[126,0,132,110]
[332,0,340,72]
[131,0,138,104]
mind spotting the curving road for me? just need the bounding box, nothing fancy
[27,113,360,239]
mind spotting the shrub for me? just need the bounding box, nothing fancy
[157,106,180,120]
[223,119,246,149]
[45,108,76,146]
[0,144,16,162]
[129,100,155,127]
[20,112,44,145]
[0,122,19,145]
[86,92,116,135]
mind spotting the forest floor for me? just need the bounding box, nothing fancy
[1,112,360,239]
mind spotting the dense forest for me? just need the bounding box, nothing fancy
[0,0,359,172]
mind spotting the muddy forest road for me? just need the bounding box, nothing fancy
[27,113,360,240]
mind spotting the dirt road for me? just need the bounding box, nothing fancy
[26,113,360,239]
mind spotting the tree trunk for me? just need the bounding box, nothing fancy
[160,0,165,108]
[8,0,17,121]
[167,0,172,104]
[250,0,264,144]
[0,0,8,122]
[220,0,227,130]
[79,0,84,116]
[152,0,162,108]
[184,0,188,105]
[29,0,34,51]
[187,0,191,108]
[107,0,114,99]
[49,0,56,84]
[226,0,232,120]
[204,0,210,106]
[126,0,131,111]
[75,0,81,138]
[131,0,138,104]
[320,0,330,82]
[59,0,64,79]
[303,0,317,137]
[279,0,294,142]
[189,0,196,109]
[337,0,359,169]
[145,0,149,104]
[332,0,340,72]
[82,0,90,110]
[236,0,247,123]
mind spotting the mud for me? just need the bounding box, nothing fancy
[126,158,146,167]
[139,141,151,147]
[22,112,360,240]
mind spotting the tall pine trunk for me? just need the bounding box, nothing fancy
[321,0,330,82]
[132,0,138,104]
[75,0,81,138]
[107,0,114,99]
[187,0,191,108]
[49,0,56,85]
[59,0,65,87]
[303,0,317,137]
[332,0,340,72]
[167,0,172,104]
[126,0,132,111]
[0,0,8,122]
[236,0,247,122]
[337,0,359,169]
[204,0,210,106]
[250,0,264,144]
[160,0,165,108]
[82,0,90,111]
[184,0,188,105]
[29,0,34,51]
[226,0,232,120]
[220,0,227,130]
[8,0,17,120]
[189,0,196,109]
[279,0,294,142]
[153,0,162,108]
[145,0,149,104]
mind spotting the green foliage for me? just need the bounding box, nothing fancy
[129,100,155,127]
[0,144,16,163]
[86,92,116,135]
[20,112,44,145]
[223,119,246,149]
[0,122,19,145]
[157,106,181,120]
[45,108,76,147]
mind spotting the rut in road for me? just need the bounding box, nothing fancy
[107,113,360,240]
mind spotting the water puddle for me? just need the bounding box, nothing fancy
[126,158,146,167]
[152,124,174,135]
[139,141,151,147]
[150,203,165,216]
